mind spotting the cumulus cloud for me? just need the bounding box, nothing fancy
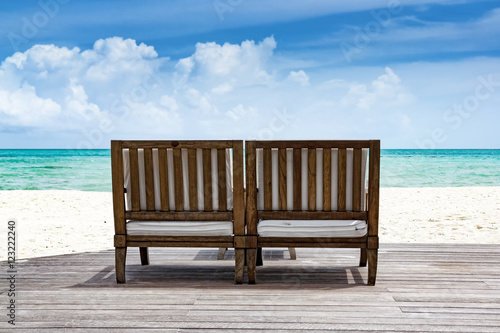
[341,67,413,110]
[0,36,416,147]
[287,70,310,86]
[0,37,166,134]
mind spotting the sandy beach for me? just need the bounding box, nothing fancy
[0,187,499,260]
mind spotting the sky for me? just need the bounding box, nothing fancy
[0,0,499,149]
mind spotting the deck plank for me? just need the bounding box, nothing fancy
[3,243,500,332]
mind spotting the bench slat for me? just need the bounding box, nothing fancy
[293,148,301,211]
[338,148,347,212]
[353,148,362,212]
[263,148,272,210]
[188,148,198,211]
[278,148,287,211]
[158,148,169,211]
[129,148,140,212]
[173,148,184,211]
[308,148,316,211]
[323,148,332,211]
[144,148,155,211]
[218,148,227,212]
[203,149,213,211]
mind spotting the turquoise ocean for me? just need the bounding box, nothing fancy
[0,149,499,191]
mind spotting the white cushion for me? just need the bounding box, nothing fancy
[126,221,233,236]
[257,220,367,238]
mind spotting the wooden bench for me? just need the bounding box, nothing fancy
[244,140,380,285]
[111,140,245,283]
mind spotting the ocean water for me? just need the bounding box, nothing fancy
[381,149,500,187]
[0,150,111,191]
[0,149,499,191]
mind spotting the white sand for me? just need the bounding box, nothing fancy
[0,188,499,260]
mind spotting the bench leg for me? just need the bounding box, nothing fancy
[234,249,245,284]
[247,248,257,284]
[256,247,263,266]
[359,248,367,267]
[367,249,378,286]
[217,247,227,260]
[139,247,149,265]
[288,247,297,260]
[115,247,127,283]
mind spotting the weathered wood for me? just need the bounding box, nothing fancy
[234,248,244,284]
[307,148,316,211]
[13,241,500,333]
[172,148,184,211]
[293,148,301,211]
[125,211,233,221]
[278,148,287,210]
[115,247,127,283]
[263,148,272,210]
[360,248,367,267]
[217,247,227,260]
[144,148,155,211]
[127,235,233,242]
[368,140,380,236]
[217,148,227,212]
[337,148,347,212]
[232,141,245,236]
[323,148,331,211]
[288,247,297,260]
[352,148,362,212]
[247,248,257,284]
[368,248,378,286]
[258,211,367,220]
[158,148,169,211]
[258,238,367,247]
[187,148,198,211]
[122,140,234,149]
[255,140,371,149]
[111,141,126,234]
[129,148,140,212]
[245,141,258,236]
[139,247,149,265]
[127,241,234,248]
[203,149,213,211]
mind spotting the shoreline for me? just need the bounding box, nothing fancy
[1,187,499,260]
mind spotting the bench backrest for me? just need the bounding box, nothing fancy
[111,140,245,235]
[245,140,380,235]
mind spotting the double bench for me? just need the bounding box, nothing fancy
[111,140,380,285]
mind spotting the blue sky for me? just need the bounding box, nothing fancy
[1,0,499,148]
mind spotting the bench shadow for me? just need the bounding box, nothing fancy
[67,248,367,290]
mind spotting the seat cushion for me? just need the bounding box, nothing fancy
[126,221,233,236]
[257,220,367,238]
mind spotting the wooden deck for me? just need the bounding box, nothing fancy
[3,243,500,332]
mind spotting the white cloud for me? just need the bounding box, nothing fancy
[0,83,61,127]
[160,95,178,111]
[341,67,413,110]
[0,36,419,146]
[287,70,310,86]
[179,36,276,87]
[0,37,169,136]
[225,104,257,121]
[211,83,234,95]
[7,35,497,148]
